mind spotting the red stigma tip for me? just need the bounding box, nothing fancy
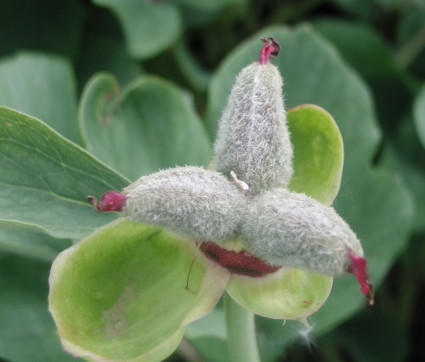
[87,191,126,213]
[348,250,374,305]
[259,37,280,64]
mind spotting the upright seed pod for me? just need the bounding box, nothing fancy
[213,38,293,195]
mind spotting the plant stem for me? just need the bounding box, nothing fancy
[395,23,425,70]
[224,293,261,362]
[177,339,206,362]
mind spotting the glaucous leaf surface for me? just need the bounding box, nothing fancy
[0,52,81,144]
[314,20,412,133]
[0,222,71,262]
[92,0,182,59]
[79,73,212,180]
[0,254,78,362]
[205,25,413,338]
[49,219,230,361]
[382,117,425,232]
[0,107,128,239]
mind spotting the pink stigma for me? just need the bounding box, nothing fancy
[87,191,126,212]
[259,37,280,65]
[347,250,374,305]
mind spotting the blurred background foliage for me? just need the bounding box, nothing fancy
[0,0,425,361]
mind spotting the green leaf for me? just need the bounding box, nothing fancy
[382,117,425,233]
[205,25,413,336]
[288,104,343,205]
[0,52,81,144]
[174,40,211,92]
[374,0,425,11]
[0,222,71,261]
[92,0,182,59]
[0,254,78,362]
[176,0,246,12]
[49,219,230,361]
[330,0,376,19]
[76,17,142,89]
[0,107,128,239]
[0,0,84,59]
[313,20,411,132]
[185,308,227,340]
[79,73,212,180]
[330,311,409,362]
[185,307,230,362]
[414,83,425,149]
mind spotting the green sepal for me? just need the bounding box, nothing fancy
[227,269,332,320]
[414,83,425,150]
[49,219,230,361]
[288,104,343,205]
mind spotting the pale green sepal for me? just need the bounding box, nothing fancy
[61,329,185,362]
[288,104,344,206]
[413,83,425,149]
[49,219,230,361]
[226,268,332,320]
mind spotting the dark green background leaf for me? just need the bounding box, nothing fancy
[313,20,412,133]
[92,0,182,59]
[382,117,425,233]
[0,52,82,145]
[0,0,84,59]
[75,8,143,90]
[0,253,78,362]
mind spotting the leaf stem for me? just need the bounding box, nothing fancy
[224,293,261,362]
[395,23,425,70]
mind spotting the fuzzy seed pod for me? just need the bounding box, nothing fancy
[213,60,293,195]
[122,166,246,242]
[241,189,363,276]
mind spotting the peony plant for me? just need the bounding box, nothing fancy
[48,37,373,362]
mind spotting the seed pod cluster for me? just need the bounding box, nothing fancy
[90,37,373,302]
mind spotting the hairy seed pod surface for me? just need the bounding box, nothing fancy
[213,62,293,195]
[122,166,247,242]
[241,189,364,276]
